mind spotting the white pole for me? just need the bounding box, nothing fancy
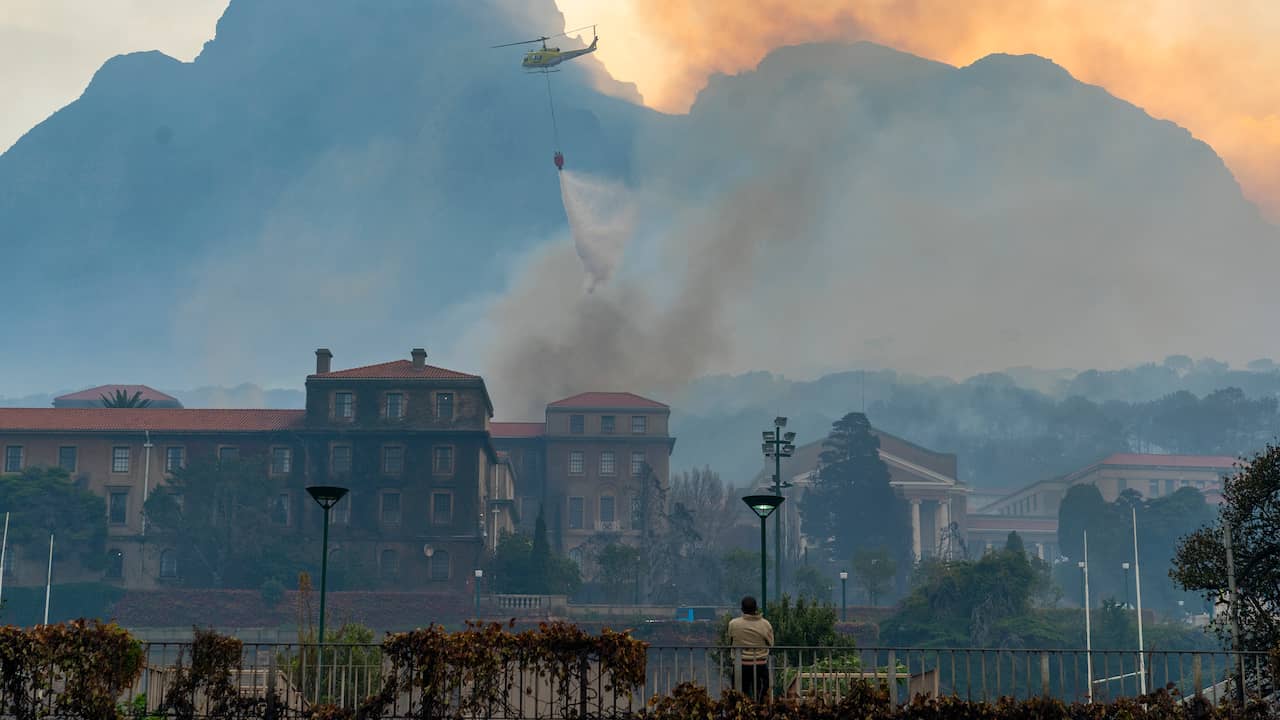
[43,533,53,625]
[1132,506,1147,695]
[142,431,153,536]
[1083,530,1093,703]
[0,512,9,609]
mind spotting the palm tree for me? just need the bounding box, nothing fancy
[99,389,152,408]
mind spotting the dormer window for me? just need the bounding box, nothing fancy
[334,392,354,421]
[385,393,405,419]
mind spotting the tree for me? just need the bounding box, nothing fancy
[488,507,582,596]
[799,413,911,569]
[1173,445,1280,650]
[792,564,833,603]
[99,389,151,408]
[595,543,641,604]
[850,547,896,606]
[721,549,760,604]
[142,456,302,587]
[0,466,106,570]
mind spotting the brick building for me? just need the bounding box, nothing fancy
[0,348,514,593]
[491,392,675,569]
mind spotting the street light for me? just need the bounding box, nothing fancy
[1079,531,1094,704]
[839,571,848,621]
[1121,561,1131,609]
[743,495,784,617]
[474,569,483,615]
[307,484,348,690]
[761,417,795,604]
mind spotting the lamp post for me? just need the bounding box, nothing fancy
[1079,529,1094,704]
[761,418,795,599]
[306,486,349,656]
[474,569,483,614]
[743,495,784,617]
[839,571,848,621]
[1121,561,1131,608]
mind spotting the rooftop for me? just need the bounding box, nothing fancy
[0,408,304,433]
[1095,453,1239,469]
[308,359,479,381]
[547,392,668,410]
[53,384,182,408]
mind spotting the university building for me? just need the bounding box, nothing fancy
[0,350,673,595]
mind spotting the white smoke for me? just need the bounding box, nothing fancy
[559,170,635,292]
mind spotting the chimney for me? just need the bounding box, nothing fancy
[315,348,333,374]
[411,348,427,370]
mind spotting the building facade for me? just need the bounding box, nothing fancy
[491,392,675,569]
[0,348,514,593]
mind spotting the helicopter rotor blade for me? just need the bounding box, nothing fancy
[491,36,549,49]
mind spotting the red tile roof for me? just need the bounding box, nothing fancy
[308,360,479,380]
[1099,453,1239,469]
[0,408,304,432]
[547,392,667,410]
[55,384,180,403]
[490,422,545,438]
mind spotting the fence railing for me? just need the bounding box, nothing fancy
[9,643,1276,719]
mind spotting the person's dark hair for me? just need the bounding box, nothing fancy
[741,596,758,614]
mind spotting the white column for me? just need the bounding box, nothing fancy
[910,499,922,561]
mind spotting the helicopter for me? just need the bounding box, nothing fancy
[492,25,598,72]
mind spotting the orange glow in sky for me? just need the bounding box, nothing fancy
[556,0,1280,221]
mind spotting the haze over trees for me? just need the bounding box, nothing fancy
[0,466,106,573]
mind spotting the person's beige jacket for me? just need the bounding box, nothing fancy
[727,613,774,664]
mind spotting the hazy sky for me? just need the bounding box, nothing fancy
[4,2,1278,219]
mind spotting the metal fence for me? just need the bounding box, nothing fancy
[11,643,1277,719]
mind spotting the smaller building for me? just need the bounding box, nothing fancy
[53,385,183,409]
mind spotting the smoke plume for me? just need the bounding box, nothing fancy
[563,0,1280,220]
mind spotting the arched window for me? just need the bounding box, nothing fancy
[379,548,400,580]
[429,549,451,581]
[106,549,124,579]
[159,549,178,579]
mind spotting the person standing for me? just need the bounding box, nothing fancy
[727,596,774,702]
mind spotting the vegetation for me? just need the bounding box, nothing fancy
[800,413,912,574]
[0,466,107,571]
[1058,484,1213,613]
[142,456,305,588]
[486,507,582,596]
[1173,444,1280,650]
[99,388,153,408]
[850,547,896,606]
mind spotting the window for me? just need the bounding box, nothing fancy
[159,550,178,579]
[568,451,584,475]
[1164,479,1175,495]
[599,451,616,476]
[270,447,292,475]
[380,491,401,525]
[4,446,22,473]
[334,392,354,420]
[379,549,400,580]
[271,493,290,525]
[331,445,352,474]
[106,549,124,579]
[569,414,585,434]
[57,446,77,472]
[109,491,128,524]
[568,496,584,529]
[383,446,404,474]
[217,446,239,465]
[600,496,615,524]
[1148,480,1160,497]
[165,447,185,472]
[432,492,453,525]
[430,549,451,581]
[332,493,352,525]
[433,446,454,474]
[631,497,643,528]
[435,392,454,420]
[631,416,647,434]
[601,415,615,434]
[112,446,130,473]
[631,451,645,477]
[385,392,405,419]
